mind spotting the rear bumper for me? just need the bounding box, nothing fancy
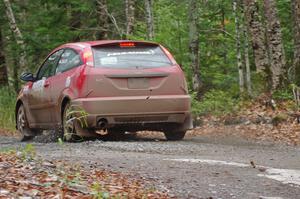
[72,95,192,130]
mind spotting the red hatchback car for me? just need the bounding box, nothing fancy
[16,40,192,141]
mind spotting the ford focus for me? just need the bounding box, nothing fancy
[16,40,192,141]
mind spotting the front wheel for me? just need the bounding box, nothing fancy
[17,105,36,141]
[164,131,186,141]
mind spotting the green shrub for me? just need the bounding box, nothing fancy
[192,89,240,116]
[272,87,294,101]
[0,86,17,130]
[251,73,269,97]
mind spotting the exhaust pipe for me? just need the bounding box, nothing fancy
[97,118,108,129]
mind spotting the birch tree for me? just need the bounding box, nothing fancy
[125,0,135,38]
[233,0,245,93]
[3,0,27,72]
[96,0,109,40]
[242,1,252,95]
[144,0,154,40]
[292,0,300,85]
[0,28,8,86]
[188,0,202,95]
[244,0,269,74]
[220,2,228,72]
[264,0,286,89]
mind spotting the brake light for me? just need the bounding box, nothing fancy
[82,48,94,67]
[120,42,135,47]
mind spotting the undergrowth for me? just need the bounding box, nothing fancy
[191,84,298,117]
[192,89,240,116]
[272,86,294,101]
[0,86,16,130]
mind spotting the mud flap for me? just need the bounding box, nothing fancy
[178,114,193,132]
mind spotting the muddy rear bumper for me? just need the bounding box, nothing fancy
[72,95,193,131]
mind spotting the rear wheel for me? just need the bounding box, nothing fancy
[17,105,36,141]
[62,102,82,142]
[106,129,126,141]
[164,131,186,141]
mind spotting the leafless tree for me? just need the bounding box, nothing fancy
[234,0,245,93]
[242,1,252,95]
[144,0,154,40]
[292,0,300,85]
[3,0,27,72]
[264,0,286,90]
[125,0,135,38]
[188,0,203,95]
[0,28,8,86]
[96,0,109,40]
[244,0,269,74]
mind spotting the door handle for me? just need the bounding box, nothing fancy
[44,81,50,88]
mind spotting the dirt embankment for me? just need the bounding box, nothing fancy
[189,99,300,146]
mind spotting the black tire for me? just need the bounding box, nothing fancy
[62,102,81,142]
[164,131,186,141]
[17,105,36,141]
[106,129,126,141]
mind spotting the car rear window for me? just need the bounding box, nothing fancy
[92,43,172,69]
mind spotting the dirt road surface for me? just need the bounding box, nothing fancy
[0,133,299,199]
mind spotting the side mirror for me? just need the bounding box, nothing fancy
[20,72,36,82]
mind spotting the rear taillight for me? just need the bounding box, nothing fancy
[82,48,94,67]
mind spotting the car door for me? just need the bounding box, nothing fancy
[49,48,83,124]
[27,49,64,127]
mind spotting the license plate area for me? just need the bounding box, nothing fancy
[128,78,149,89]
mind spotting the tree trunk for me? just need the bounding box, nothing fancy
[264,0,286,90]
[234,0,245,93]
[292,0,300,85]
[0,28,8,86]
[244,0,269,74]
[3,0,27,73]
[144,0,154,40]
[240,3,252,96]
[96,0,109,40]
[241,1,252,95]
[12,54,19,92]
[221,2,228,74]
[176,17,183,66]
[188,0,202,95]
[125,0,135,38]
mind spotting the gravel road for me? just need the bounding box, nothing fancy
[1,133,300,199]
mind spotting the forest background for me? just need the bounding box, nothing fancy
[0,0,299,130]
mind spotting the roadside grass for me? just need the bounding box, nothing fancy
[0,86,16,131]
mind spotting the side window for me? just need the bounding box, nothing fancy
[37,50,63,80]
[56,49,82,74]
